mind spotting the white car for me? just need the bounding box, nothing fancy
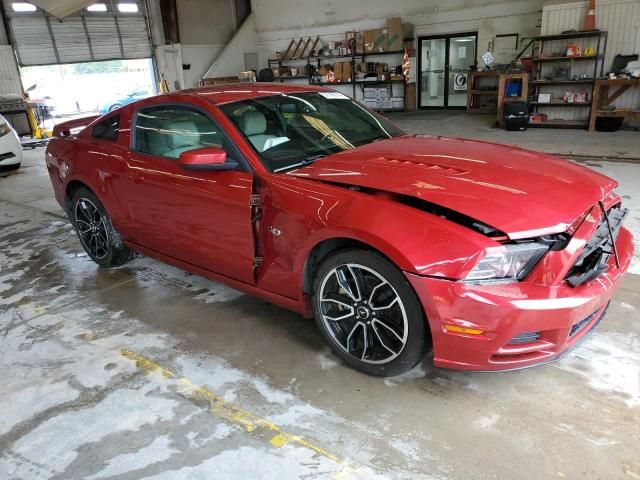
[0,113,22,171]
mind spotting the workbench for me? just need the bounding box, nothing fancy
[589,78,640,131]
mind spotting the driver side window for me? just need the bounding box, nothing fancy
[134,106,223,159]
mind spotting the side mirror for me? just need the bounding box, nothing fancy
[178,147,237,171]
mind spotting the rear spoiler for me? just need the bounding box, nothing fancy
[52,114,101,138]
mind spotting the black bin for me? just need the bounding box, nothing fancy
[503,101,529,131]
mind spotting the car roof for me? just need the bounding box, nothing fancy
[180,82,332,105]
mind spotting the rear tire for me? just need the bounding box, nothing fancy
[312,249,430,376]
[71,187,134,267]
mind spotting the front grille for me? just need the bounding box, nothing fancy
[0,152,16,161]
[565,206,627,287]
[569,310,598,337]
[508,331,541,345]
[569,301,610,338]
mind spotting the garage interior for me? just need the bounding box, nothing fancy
[1,1,640,479]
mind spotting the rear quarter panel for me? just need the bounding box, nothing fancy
[45,132,133,234]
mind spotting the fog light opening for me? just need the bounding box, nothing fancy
[507,331,542,345]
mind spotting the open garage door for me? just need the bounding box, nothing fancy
[2,0,152,66]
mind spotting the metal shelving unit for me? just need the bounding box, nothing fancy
[531,79,595,86]
[268,45,409,111]
[532,54,602,64]
[515,31,608,129]
[358,50,408,112]
[528,101,591,107]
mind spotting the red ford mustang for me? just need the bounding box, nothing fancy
[45,83,633,376]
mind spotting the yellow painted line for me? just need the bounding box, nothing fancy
[120,349,359,478]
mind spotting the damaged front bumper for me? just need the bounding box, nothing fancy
[406,226,633,371]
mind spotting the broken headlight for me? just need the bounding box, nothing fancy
[465,243,549,283]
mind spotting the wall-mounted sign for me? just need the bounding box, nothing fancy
[453,73,468,91]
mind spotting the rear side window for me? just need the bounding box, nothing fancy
[92,115,119,141]
[133,106,223,159]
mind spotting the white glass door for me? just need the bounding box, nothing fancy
[447,35,476,107]
[420,38,446,108]
[419,33,477,109]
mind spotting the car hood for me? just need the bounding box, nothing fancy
[288,135,617,239]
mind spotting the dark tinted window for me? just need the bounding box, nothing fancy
[92,115,119,141]
[133,106,223,159]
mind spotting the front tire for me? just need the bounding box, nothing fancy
[312,249,430,376]
[71,187,134,267]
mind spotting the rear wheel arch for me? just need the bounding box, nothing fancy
[69,186,134,267]
[65,179,115,216]
[65,180,91,216]
[65,181,120,236]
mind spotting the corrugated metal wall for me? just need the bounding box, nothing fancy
[541,0,640,121]
[3,0,152,66]
[0,46,22,94]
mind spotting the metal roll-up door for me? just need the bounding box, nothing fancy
[117,13,152,59]
[3,0,152,66]
[6,11,57,65]
[85,15,121,60]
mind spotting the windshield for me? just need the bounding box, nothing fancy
[219,91,404,172]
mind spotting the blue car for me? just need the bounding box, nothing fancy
[98,88,152,115]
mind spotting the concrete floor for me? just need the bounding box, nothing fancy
[1,115,639,479]
[389,111,640,161]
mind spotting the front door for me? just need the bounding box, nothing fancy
[419,33,477,109]
[124,103,255,284]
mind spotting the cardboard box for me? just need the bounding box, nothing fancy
[363,87,377,99]
[363,98,379,110]
[377,30,388,52]
[375,63,389,81]
[364,29,386,52]
[402,23,414,40]
[375,63,388,74]
[341,61,352,82]
[376,86,391,99]
[363,30,376,52]
[378,98,393,110]
[279,66,292,76]
[386,17,403,52]
[391,97,404,110]
[355,32,364,53]
[333,62,343,82]
[318,64,332,76]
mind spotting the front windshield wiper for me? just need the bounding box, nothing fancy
[354,134,390,146]
[273,154,327,173]
[303,153,327,163]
